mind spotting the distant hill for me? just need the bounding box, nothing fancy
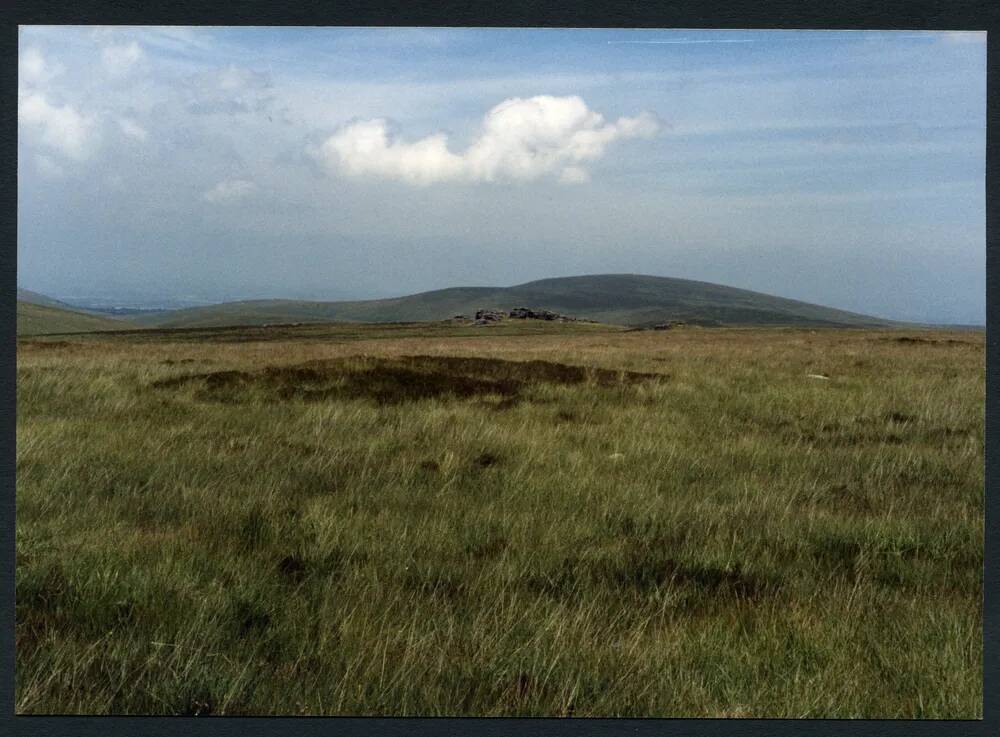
[17,301,133,336]
[17,288,84,311]
[16,288,128,319]
[134,274,894,329]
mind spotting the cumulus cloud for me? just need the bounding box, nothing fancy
[203,178,256,203]
[101,41,144,75]
[313,95,660,185]
[118,117,148,141]
[18,47,95,163]
[19,90,94,161]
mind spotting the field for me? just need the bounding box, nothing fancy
[15,320,984,717]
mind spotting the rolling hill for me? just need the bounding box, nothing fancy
[17,288,88,311]
[17,301,133,336]
[134,274,894,329]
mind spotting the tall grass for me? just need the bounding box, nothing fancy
[15,324,984,716]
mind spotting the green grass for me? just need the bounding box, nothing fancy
[16,301,132,336]
[15,322,983,716]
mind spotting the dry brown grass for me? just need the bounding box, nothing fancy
[15,322,984,716]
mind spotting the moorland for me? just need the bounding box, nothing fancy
[15,316,984,716]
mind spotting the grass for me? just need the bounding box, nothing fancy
[16,301,129,336]
[15,321,984,716]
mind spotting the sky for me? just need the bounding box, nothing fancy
[17,26,986,323]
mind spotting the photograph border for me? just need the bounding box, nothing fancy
[1,1,996,735]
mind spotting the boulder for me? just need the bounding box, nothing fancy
[508,307,567,321]
[474,309,505,325]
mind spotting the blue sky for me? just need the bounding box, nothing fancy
[17,27,986,322]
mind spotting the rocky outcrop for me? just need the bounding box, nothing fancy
[508,307,563,321]
[474,309,506,325]
[474,306,583,325]
[509,307,585,322]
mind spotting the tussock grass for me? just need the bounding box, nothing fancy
[15,323,983,716]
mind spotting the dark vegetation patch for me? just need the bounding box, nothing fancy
[464,537,508,560]
[811,537,864,574]
[523,551,776,606]
[397,355,663,386]
[808,414,977,447]
[799,427,906,447]
[732,411,933,448]
[152,370,253,391]
[16,560,150,645]
[181,690,215,717]
[805,532,982,592]
[277,554,308,583]
[334,365,519,405]
[151,355,665,406]
[884,336,979,347]
[483,397,519,411]
[473,452,500,468]
[236,508,273,552]
[602,556,770,599]
[925,425,977,442]
[16,563,71,646]
[230,597,272,637]
[17,340,76,350]
[418,459,440,473]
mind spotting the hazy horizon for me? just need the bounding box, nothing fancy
[18,27,986,324]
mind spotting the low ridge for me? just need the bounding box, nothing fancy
[132,274,893,329]
[16,296,134,336]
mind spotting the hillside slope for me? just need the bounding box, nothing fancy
[134,274,893,329]
[17,288,86,311]
[17,301,132,336]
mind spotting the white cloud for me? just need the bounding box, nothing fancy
[118,117,148,141]
[203,178,256,203]
[19,47,62,87]
[19,91,94,161]
[316,119,464,186]
[313,95,660,185]
[101,41,144,75]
